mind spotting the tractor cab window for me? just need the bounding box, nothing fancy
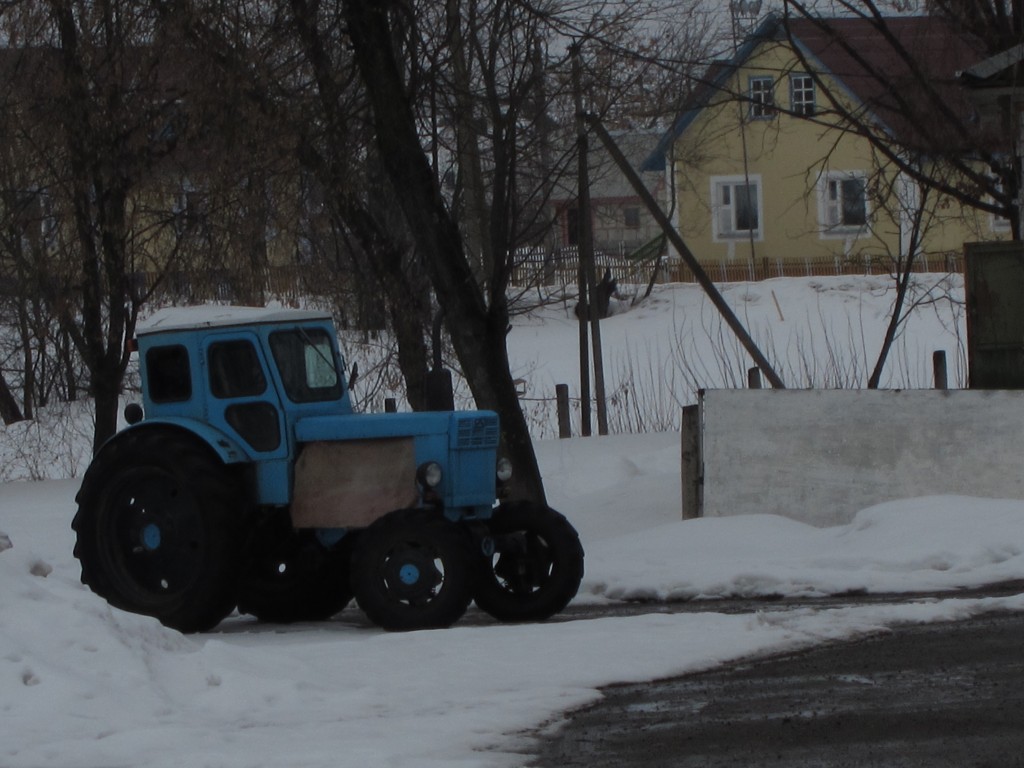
[269,328,343,403]
[207,340,267,399]
[146,345,192,403]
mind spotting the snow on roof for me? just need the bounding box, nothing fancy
[137,305,334,335]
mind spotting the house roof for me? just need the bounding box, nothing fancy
[587,130,663,200]
[641,19,775,171]
[787,14,984,146]
[643,12,988,170]
[549,130,663,204]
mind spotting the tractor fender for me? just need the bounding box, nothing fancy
[105,418,251,465]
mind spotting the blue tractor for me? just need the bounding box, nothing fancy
[72,307,583,632]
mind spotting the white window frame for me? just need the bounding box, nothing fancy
[992,208,1012,233]
[174,177,206,236]
[711,175,763,242]
[11,188,58,253]
[819,171,869,237]
[748,76,775,119]
[790,73,816,116]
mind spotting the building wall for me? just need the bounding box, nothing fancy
[671,40,1007,266]
[592,197,664,254]
[550,131,668,256]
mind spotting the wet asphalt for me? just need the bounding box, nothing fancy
[526,591,1024,767]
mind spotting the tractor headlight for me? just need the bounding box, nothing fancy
[417,461,443,489]
[496,457,513,483]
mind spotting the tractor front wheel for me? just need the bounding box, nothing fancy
[350,509,474,631]
[473,503,584,623]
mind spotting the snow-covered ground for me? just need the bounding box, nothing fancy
[504,272,965,436]
[2,274,1022,768]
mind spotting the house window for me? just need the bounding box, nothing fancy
[3,189,57,254]
[822,173,868,233]
[790,73,815,116]
[624,207,640,228]
[712,176,762,240]
[749,76,775,119]
[990,181,1013,232]
[173,177,210,238]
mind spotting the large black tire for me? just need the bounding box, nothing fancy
[237,514,353,623]
[350,509,474,631]
[72,429,243,633]
[473,503,584,623]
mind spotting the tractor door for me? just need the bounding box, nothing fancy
[201,332,287,460]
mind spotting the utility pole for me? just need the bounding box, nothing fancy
[571,42,609,435]
[584,113,785,389]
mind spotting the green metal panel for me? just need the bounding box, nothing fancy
[965,241,1024,388]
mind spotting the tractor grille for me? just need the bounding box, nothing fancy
[455,414,499,449]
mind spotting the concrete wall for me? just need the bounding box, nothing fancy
[690,389,1024,527]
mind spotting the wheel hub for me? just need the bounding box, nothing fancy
[111,471,203,599]
[141,523,162,551]
[384,546,442,601]
[493,532,552,593]
[398,563,421,585]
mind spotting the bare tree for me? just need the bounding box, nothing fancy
[334,0,725,495]
[339,0,553,501]
[154,0,440,410]
[287,0,438,409]
[0,0,311,448]
[926,0,1024,50]
[770,1,1019,384]
[0,1,209,450]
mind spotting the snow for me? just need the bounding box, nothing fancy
[139,305,333,334]
[502,273,964,436]
[2,274,1023,768]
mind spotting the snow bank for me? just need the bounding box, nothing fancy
[2,441,1024,767]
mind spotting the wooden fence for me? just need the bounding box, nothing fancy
[128,249,965,307]
[508,246,965,288]
[132,264,333,305]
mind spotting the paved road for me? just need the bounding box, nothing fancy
[528,607,1024,767]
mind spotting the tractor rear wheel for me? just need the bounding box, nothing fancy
[237,515,353,623]
[473,503,584,622]
[350,509,474,631]
[72,430,242,633]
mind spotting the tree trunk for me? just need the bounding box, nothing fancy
[445,0,492,284]
[50,0,136,454]
[290,0,434,412]
[92,372,121,453]
[342,0,547,503]
[0,373,24,425]
[868,187,929,389]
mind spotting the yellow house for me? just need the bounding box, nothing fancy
[645,13,1010,275]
